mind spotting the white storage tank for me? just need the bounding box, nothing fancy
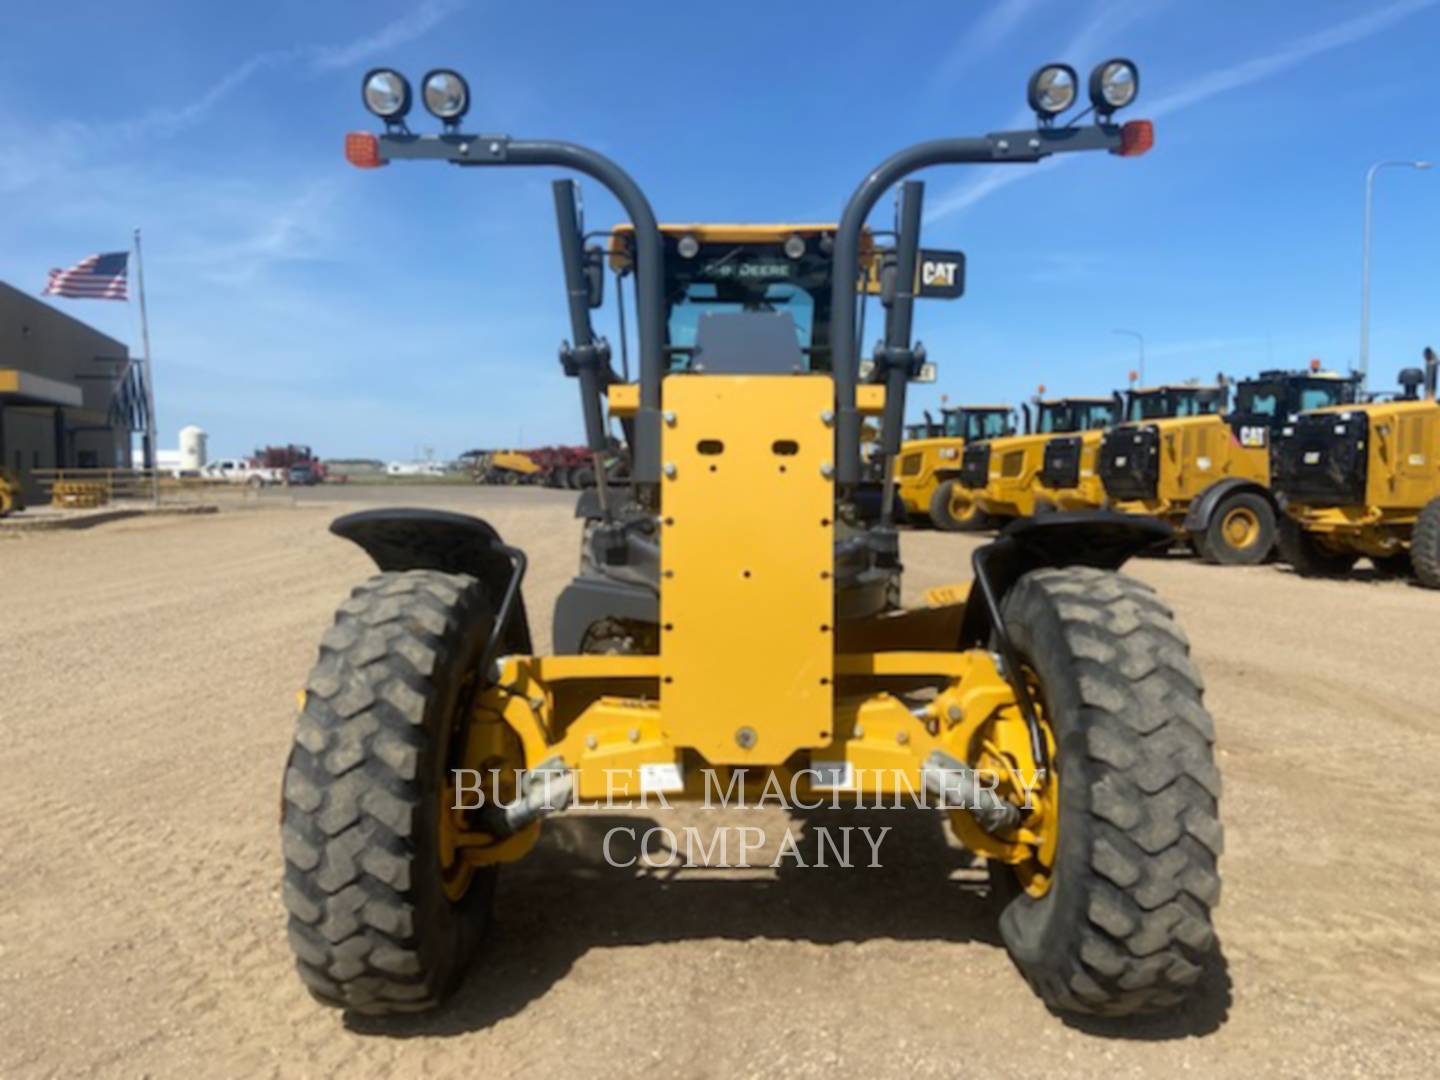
[179,426,208,471]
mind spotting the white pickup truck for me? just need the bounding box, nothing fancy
[202,458,284,486]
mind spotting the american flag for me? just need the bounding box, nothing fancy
[43,251,130,300]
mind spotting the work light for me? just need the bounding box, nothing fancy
[1027,64,1077,120]
[422,69,470,124]
[362,69,412,122]
[677,235,700,259]
[783,234,806,259]
[1089,59,1139,114]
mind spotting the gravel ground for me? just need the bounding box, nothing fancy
[2,484,1438,1078]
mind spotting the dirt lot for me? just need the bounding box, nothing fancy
[2,485,1438,1078]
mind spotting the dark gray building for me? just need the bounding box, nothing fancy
[0,282,148,502]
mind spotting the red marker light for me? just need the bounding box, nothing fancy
[345,132,386,169]
[1309,358,1322,372]
[1114,119,1154,158]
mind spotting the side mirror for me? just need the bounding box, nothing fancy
[583,246,605,309]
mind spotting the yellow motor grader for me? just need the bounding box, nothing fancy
[283,60,1221,1020]
[894,404,1016,529]
[955,394,1121,526]
[1100,368,1359,564]
[1273,350,1440,584]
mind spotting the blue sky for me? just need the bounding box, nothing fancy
[1,0,1436,459]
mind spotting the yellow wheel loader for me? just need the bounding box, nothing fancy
[957,395,1121,525]
[894,405,1016,530]
[1273,350,1440,584]
[1100,369,1359,564]
[285,61,1221,1020]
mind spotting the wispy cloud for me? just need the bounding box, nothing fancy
[0,0,469,185]
[926,0,1436,223]
[1146,0,1436,118]
[932,0,1047,88]
[927,0,1161,221]
[310,0,467,71]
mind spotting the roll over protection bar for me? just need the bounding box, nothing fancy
[828,123,1134,488]
[374,135,667,495]
[371,116,1142,498]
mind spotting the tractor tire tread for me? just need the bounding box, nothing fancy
[1412,497,1440,588]
[281,569,490,1015]
[999,566,1222,1017]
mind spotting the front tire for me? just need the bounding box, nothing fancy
[929,479,990,531]
[1196,491,1274,565]
[1412,497,1440,588]
[1275,517,1358,578]
[993,567,1222,1017]
[281,570,498,1015]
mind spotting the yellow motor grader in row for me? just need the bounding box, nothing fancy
[283,60,1221,1020]
[893,404,1016,529]
[949,393,1122,528]
[1100,367,1360,564]
[1273,350,1440,584]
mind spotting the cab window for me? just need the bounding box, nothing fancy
[1037,406,1069,434]
[1299,383,1345,411]
[667,281,815,366]
[1127,394,1162,422]
[1076,404,1115,430]
[969,411,1009,439]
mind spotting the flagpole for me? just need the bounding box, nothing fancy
[133,227,160,505]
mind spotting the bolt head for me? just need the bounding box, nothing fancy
[896,730,910,745]
[735,726,757,749]
[627,728,640,743]
[585,734,598,750]
[663,462,677,479]
[663,410,677,424]
[853,724,865,739]
[820,462,835,479]
[820,409,835,425]
[946,703,962,722]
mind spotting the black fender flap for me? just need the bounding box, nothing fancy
[958,511,1171,647]
[1182,478,1270,534]
[330,508,532,653]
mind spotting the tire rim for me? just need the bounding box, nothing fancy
[437,778,475,902]
[1013,667,1059,898]
[949,491,977,522]
[976,666,1059,898]
[1221,505,1261,549]
[437,670,523,901]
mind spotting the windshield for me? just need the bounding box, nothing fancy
[1127,390,1222,421]
[659,238,836,371]
[1236,376,1356,417]
[1237,382,1280,416]
[1037,405,1072,434]
[1298,382,1347,411]
[964,411,1010,440]
[667,281,814,359]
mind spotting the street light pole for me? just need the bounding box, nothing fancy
[1114,328,1145,385]
[1361,159,1431,393]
